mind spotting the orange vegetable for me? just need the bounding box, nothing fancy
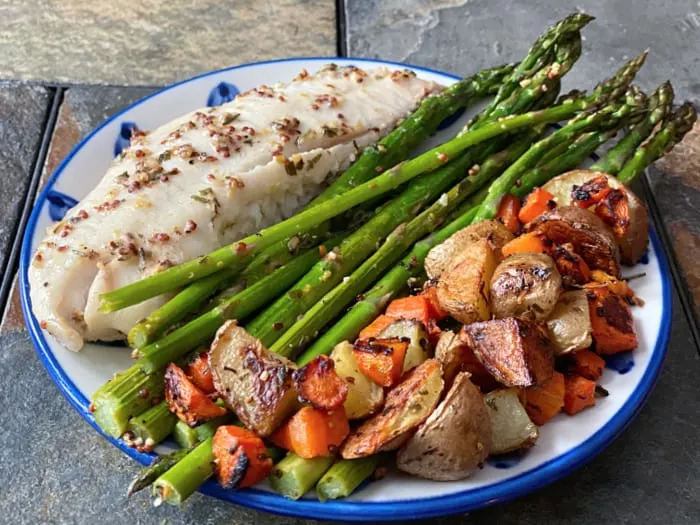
[352,337,408,387]
[293,355,348,410]
[385,295,433,326]
[586,287,638,354]
[164,363,227,426]
[270,406,349,459]
[595,188,630,238]
[519,187,555,224]
[520,371,565,425]
[570,349,605,381]
[213,425,273,488]
[563,374,596,415]
[186,351,216,395]
[421,286,448,321]
[589,270,644,306]
[496,193,522,234]
[501,232,548,257]
[570,175,611,208]
[358,314,396,339]
[552,243,591,285]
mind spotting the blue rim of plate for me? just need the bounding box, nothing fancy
[19,57,672,521]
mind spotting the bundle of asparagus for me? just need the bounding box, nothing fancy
[83,11,696,507]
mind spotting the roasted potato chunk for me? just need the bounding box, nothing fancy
[462,318,554,387]
[436,238,498,324]
[380,319,431,372]
[330,341,385,419]
[526,206,621,277]
[485,389,539,454]
[489,252,562,321]
[425,219,513,279]
[542,170,649,264]
[435,330,499,391]
[209,321,300,437]
[397,372,492,480]
[340,359,444,459]
[546,290,593,355]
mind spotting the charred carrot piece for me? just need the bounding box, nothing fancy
[563,374,596,415]
[518,187,555,224]
[520,371,565,425]
[385,295,433,326]
[496,193,522,234]
[271,407,349,459]
[586,287,638,354]
[352,337,409,387]
[293,355,348,410]
[501,232,548,257]
[213,425,273,488]
[358,314,396,339]
[186,351,216,395]
[569,349,606,381]
[164,363,226,426]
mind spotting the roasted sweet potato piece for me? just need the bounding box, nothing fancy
[526,206,621,277]
[271,406,350,459]
[352,337,409,387]
[293,355,348,410]
[552,243,591,286]
[186,351,217,395]
[164,363,227,426]
[209,321,300,437]
[586,287,638,354]
[340,359,444,459]
[213,425,273,488]
[568,349,606,380]
[462,318,554,388]
[519,371,565,425]
[563,374,596,415]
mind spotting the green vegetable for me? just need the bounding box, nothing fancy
[316,456,384,502]
[269,453,335,500]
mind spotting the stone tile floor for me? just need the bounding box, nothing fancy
[1,1,699,523]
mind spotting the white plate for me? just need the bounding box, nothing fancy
[19,58,672,521]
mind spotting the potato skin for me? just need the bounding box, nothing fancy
[546,290,593,355]
[340,359,444,459]
[489,252,562,321]
[209,321,300,437]
[397,372,492,480]
[526,205,621,277]
[425,219,513,279]
[436,238,498,324]
[542,170,649,264]
[462,318,554,387]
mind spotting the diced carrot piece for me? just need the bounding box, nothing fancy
[570,175,612,208]
[422,286,448,321]
[293,355,348,410]
[589,270,644,306]
[186,351,216,395]
[164,363,227,426]
[358,315,397,339]
[563,374,596,415]
[520,371,565,425]
[270,407,349,459]
[352,337,408,387]
[586,287,638,354]
[213,425,273,488]
[518,187,555,224]
[496,193,522,234]
[552,243,591,285]
[501,232,548,257]
[595,188,630,238]
[570,349,605,381]
[386,295,433,326]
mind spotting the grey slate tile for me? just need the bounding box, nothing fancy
[0,82,50,273]
[0,0,336,86]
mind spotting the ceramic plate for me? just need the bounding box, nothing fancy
[19,58,671,521]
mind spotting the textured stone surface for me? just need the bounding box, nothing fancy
[0,0,336,86]
[0,86,154,335]
[1,291,698,524]
[345,0,700,105]
[0,83,50,276]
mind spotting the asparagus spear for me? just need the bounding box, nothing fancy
[316,456,385,502]
[136,236,344,371]
[591,81,674,174]
[618,101,697,183]
[124,402,177,451]
[128,447,192,497]
[277,133,540,360]
[153,437,215,506]
[268,453,336,500]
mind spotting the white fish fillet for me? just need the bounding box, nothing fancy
[29,65,439,351]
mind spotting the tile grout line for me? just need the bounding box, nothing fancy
[640,170,700,355]
[0,87,65,315]
[336,0,347,57]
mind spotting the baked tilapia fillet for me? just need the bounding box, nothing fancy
[29,64,440,352]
